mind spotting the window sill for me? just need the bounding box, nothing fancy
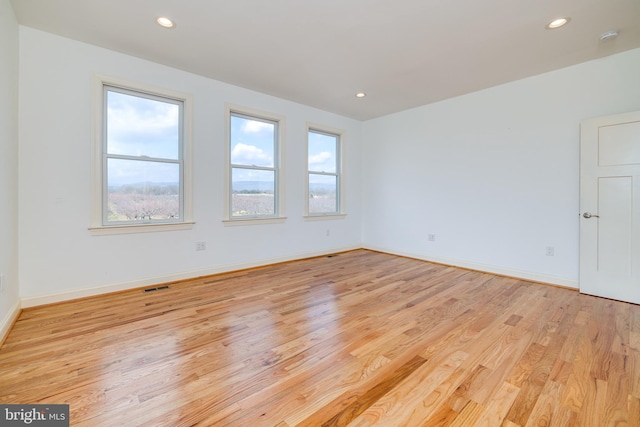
[223,217,287,226]
[89,222,195,236]
[304,214,347,221]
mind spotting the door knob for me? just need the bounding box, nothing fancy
[583,212,600,218]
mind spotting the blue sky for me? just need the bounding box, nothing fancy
[230,115,275,166]
[308,131,337,173]
[106,92,338,187]
[106,90,180,186]
[107,91,180,159]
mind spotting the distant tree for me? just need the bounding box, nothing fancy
[231,194,274,216]
[108,186,179,221]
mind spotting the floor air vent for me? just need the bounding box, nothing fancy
[143,285,171,293]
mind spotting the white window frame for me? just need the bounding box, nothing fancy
[305,123,346,219]
[90,76,194,235]
[224,105,286,225]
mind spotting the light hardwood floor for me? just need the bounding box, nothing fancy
[1,250,639,426]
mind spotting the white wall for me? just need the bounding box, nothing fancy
[0,0,20,337]
[14,23,640,306]
[18,27,362,305]
[362,48,640,287]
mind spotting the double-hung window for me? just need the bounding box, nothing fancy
[307,127,342,216]
[227,109,282,220]
[92,78,193,234]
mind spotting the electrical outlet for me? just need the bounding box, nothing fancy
[428,234,436,242]
[0,274,4,292]
[326,229,330,237]
[196,241,206,251]
[546,246,555,256]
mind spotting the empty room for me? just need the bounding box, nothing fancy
[1,0,640,425]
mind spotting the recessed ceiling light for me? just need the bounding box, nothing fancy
[157,17,175,28]
[546,17,570,29]
[355,92,367,98]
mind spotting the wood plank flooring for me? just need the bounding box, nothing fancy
[1,249,639,426]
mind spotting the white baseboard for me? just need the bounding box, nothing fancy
[363,245,579,290]
[19,244,578,309]
[20,245,361,308]
[0,299,21,346]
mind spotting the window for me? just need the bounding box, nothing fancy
[307,127,342,215]
[227,109,283,220]
[91,78,193,234]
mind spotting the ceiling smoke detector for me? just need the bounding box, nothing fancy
[599,30,619,42]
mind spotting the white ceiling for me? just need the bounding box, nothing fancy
[10,0,640,120]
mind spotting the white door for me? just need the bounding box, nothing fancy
[580,110,640,303]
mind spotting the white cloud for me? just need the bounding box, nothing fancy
[231,143,273,166]
[108,95,179,134]
[107,92,180,158]
[242,120,273,134]
[309,151,332,165]
[309,151,334,172]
